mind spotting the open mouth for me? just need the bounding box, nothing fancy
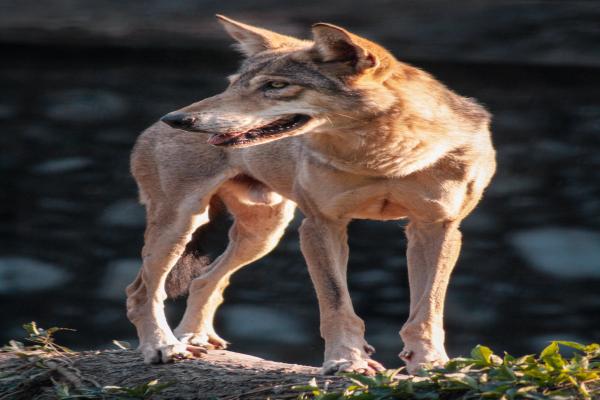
[207,114,311,147]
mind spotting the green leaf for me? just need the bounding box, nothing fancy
[471,345,495,366]
[515,354,536,366]
[444,358,470,371]
[342,372,378,387]
[503,352,515,363]
[495,364,517,381]
[555,341,586,351]
[443,372,479,389]
[584,343,600,357]
[540,342,559,359]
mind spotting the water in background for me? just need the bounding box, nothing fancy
[1,43,600,367]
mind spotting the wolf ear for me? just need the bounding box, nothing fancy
[311,23,391,74]
[216,15,306,57]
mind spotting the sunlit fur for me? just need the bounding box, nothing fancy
[126,15,496,375]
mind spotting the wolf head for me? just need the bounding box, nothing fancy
[160,15,399,147]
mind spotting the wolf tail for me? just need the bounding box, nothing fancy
[165,195,229,298]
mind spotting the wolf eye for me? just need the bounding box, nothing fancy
[265,81,289,89]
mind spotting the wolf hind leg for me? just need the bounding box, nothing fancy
[174,179,296,348]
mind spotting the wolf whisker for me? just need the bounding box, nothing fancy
[330,112,362,121]
[325,115,335,128]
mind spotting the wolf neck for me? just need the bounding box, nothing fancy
[304,67,487,178]
[305,106,471,178]
[305,123,452,178]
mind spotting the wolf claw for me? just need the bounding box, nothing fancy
[177,332,229,350]
[322,358,385,376]
[141,342,206,364]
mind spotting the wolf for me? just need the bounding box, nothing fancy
[125,15,496,375]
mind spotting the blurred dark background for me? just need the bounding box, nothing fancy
[1,0,599,368]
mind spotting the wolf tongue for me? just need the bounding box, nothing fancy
[207,132,243,145]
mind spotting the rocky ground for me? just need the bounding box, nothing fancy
[1,0,599,369]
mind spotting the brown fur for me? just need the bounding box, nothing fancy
[125,15,496,374]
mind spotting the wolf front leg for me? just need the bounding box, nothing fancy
[126,200,210,364]
[299,217,384,375]
[400,220,462,373]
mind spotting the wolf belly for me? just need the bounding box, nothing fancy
[346,197,408,221]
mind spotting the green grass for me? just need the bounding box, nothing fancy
[294,342,600,400]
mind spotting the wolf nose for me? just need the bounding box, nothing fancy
[160,112,197,129]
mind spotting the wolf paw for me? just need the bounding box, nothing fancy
[399,347,449,374]
[322,357,385,376]
[140,342,206,364]
[177,331,229,350]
